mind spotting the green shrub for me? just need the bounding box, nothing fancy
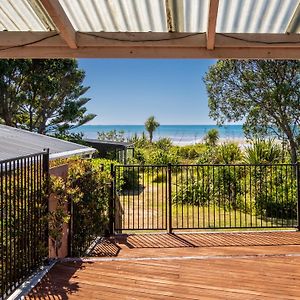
[251,167,297,220]
[244,138,282,164]
[148,149,179,165]
[217,142,242,164]
[173,177,210,206]
[155,137,173,151]
[49,158,111,256]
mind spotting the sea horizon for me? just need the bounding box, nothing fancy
[72,124,245,145]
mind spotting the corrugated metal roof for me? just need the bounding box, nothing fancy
[217,0,299,33]
[59,0,168,32]
[58,0,210,33]
[0,125,95,161]
[0,0,55,31]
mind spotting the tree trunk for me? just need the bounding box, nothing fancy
[150,131,153,143]
[285,132,298,164]
[289,140,298,164]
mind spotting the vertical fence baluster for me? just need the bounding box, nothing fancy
[109,164,115,235]
[296,162,300,231]
[168,163,172,233]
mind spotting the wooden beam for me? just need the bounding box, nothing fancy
[0,32,207,47]
[207,0,219,50]
[0,46,300,59]
[1,32,299,48]
[39,0,77,49]
[215,33,300,48]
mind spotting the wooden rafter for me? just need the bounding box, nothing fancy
[0,47,299,59]
[207,0,219,50]
[39,0,77,49]
[0,32,300,58]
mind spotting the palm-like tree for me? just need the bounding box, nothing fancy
[145,116,160,143]
[204,128,219,146]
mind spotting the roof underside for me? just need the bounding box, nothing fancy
[0,125,95,161]
[0,0,300,58]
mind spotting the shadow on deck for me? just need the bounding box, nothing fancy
[87,230,300,257]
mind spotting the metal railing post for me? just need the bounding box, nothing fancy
[296,162,300,231]
[42,148,50,256]
[109,164,115,235]
[168,163,172,233]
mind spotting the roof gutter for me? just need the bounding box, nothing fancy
[49,147,96,160]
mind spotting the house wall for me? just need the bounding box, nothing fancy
[49,164,69,258]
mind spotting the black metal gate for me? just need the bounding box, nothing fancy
[112,163,300,233]
[113,165,168,231]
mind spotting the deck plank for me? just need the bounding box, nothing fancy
[26,231,300,299]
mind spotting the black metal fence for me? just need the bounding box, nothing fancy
[113,163,300,232]
[0,151,49,299]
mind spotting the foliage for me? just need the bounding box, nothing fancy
[129,148,146,165]
[244,139,282,164]
[51,131,87,145]
[196,146,220,164]
[145,116,160,143]
[176,144,207,160]
[173,176,210,206]
[204,60,300,163]
[250,166,297,220]
[98,129,127,142]
[48,176,72,257]
[130,132,149,148]
[155,137,173,151]
[49,158,111,256]
[203,128,219,146]
[173,167,243,209]
[148,149,179,165]
[92,158,138,191]
[0,59,95,134]
[218,142,242,164]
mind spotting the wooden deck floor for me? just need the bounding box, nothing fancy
[26,231,300,299]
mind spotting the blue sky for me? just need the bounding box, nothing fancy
[78,59,217,125]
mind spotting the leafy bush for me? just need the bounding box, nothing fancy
[173,167,243,210]
[155,137,173,151]
[176,144,207,160]
[173,177,210,206]
[244,138,282,164]
[197,146,220,164]
[49,158,111,256]
[130,148,146,165]
[92,158,138,191]
[68,159,111,256]
[148,149,179,165]
[130,132,149,148]
[251,166,297,220]
[217,142,242,164]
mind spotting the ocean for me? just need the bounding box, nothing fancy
[71,125,245,145]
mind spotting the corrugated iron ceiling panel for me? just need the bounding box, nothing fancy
[59,0,209,33]
[217,0,299,33]
[0,0,55,31]
[59,0,168,32]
